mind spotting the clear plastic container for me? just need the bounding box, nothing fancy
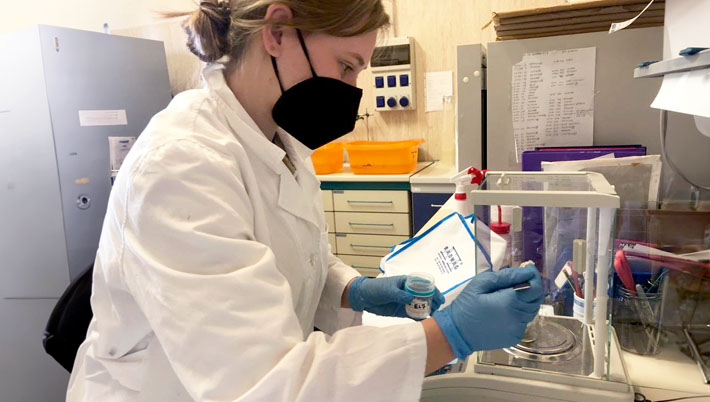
[405,272,436,319]
[612,286,664,355]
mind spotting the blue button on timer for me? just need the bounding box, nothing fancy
[399,96,410,107]
[399,74,409,87]
[376,96,385,108]
[387,97,397,107]
[375,76,384,88]
[387,75,397,87]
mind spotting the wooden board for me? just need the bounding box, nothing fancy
[493,0,663,20]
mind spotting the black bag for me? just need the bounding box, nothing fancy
[43,264,94,372]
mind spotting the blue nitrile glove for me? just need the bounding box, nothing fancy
[432,266,544,359]
[348,275,446,319]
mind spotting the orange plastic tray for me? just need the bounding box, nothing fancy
[311,142,344,174]
[345,139,425,175]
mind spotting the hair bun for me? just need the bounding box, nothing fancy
[184,0,232,62]
[200,0,231,18]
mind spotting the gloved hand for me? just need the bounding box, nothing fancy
[348,275,445,319]
[432,265,544,359]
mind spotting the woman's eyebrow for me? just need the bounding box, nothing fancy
[345,52,365,67]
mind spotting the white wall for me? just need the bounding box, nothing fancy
[2,0,567,163]
[0,0,197,34]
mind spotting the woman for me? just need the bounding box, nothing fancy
[67,1,543,401]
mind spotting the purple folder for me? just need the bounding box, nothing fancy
[519,146,647,269]
[521,145,646,172]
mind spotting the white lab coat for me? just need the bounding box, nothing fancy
[66,64,427,402]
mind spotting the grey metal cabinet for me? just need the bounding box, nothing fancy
[0,25,171,401]
[456,44,487,171]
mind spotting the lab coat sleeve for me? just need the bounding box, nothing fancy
[313,250,362,334]
[120,139,428,402]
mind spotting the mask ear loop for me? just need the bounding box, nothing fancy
[270,29,316,93]
[270,56,285,93]
[295,29,317,77]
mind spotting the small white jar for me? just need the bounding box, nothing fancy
[405,272,436,320]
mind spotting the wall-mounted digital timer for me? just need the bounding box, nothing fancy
[371,37,416,111]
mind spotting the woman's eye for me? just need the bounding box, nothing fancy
[342,63,353,74]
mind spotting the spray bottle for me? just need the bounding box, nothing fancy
[451,167,486,217]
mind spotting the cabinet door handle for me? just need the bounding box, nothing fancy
[430,204,444,208]
[348,222,395,227]
[346,200,394,205]
[351,264,379,270]
[349,244,392,249]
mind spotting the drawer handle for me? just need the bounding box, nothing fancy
[430,204,444,208]
[346,200,394,205]
[349,244,392,249]
[351,264,379,270]
[348,222,395,227]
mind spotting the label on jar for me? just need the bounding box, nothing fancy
[406,297,431,319]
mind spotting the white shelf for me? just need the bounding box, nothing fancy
[409,162,458,193]
[409,162,458,184]
[316,161,433,182]
[634,50,710,78]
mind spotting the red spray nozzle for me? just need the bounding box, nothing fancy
[467,167,487,185]
[454,167,487,188]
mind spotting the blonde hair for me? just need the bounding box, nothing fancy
[166,0,390,64]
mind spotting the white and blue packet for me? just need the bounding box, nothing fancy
[379,212,507,307]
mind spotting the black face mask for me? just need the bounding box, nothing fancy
[271,30,363,150]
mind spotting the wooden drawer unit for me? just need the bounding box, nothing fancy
[333,190,410,213]
[328,233,337,254]
[325,211,335,233]
[321,183,417,277]
[322,190,334,211]
[337,254,382,277]
[334,211,410,236]
[335,233,409,257]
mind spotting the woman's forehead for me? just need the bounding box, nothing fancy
[309,30,378,61]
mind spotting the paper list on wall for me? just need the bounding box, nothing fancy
[512,47,596,163]
[425,71,453,112]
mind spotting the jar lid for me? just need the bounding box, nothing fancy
[405,273,435,297]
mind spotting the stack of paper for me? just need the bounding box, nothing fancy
[487,0,665,41]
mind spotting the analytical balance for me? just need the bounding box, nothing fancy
[422,171,635,402]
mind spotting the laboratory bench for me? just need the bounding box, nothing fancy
[377,194,710,401]
[624,344,710,400]
[321,163,710,399]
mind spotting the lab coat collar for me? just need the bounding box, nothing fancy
[274,129,323,229]
[202,63,286,174]
[203,63,322,229]
[276,127,314,163]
